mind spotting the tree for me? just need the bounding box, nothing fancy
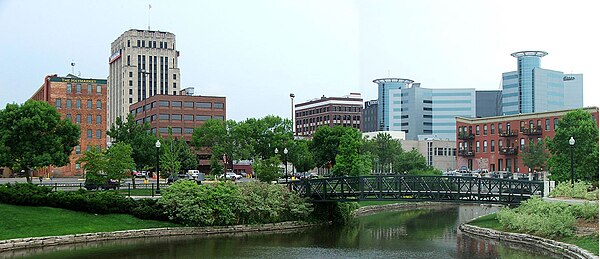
[77,149,107,186]
[310,126,348,169]
[332,130,372,176]
[362,133,403,174]
[107,114,156,171]
[289,139,315,173]
[178,139,198,172]
[192,119,232,176]
[0,101,79,183]
[253,156,281,183]
[78,142,134,185]
[520,140,549,172]
[546,109,599,183]
[393,148,431,175]
[160,129,182,178]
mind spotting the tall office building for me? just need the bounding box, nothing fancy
[362,100,378,133]
[108,29,181,128]
[295,93,363,137]
[373,78,476,140]
[502,51,583,115]
[476,90,502,118]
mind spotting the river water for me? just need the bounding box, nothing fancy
[11,204,557,258]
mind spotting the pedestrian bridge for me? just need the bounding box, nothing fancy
[289,175,543,204]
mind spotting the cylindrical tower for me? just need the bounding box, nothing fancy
[372,78,414,131]
[510,51,548,113]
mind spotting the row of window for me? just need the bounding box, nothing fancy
[150,127,194,134]
[136,114,224,124]
[65,114,103,125]
[433,147,457,156]
[296,115,361,125]
[458,118,562,136]
[297,123,360,134]
[129,39,172,49]
[296,106,361,117]
[73,143,105,155]
[459,137,541,153]
[65,83,103,95]
[131,100,224,115]
[56,99,102,110]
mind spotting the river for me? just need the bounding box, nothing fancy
[10,204,557,258]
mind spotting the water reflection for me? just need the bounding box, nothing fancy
[8,204,557,258]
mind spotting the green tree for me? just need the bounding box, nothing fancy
[105,142,135,181]
[362,133,403,174]
[78,149,107,186]
[0,101,79,183]
[178,139,198,172]
[107,114,156,171]
[310,126,348,170]
[520,140,549,172]
[289,139,315,173]
[253,156,282,183]
[393,148,432,175]
[332,130,372,176]
[192,119,232,176]
[160,128,182,178]
[546,109,599,183]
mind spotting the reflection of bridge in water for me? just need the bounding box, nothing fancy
[290,175,543,204]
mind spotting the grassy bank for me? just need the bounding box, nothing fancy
[0,203,179,240]
[356,201,403,207]
[470,213,598,255]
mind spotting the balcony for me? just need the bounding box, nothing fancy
[457,132,475,140]
[499,130,517,137]
[458,149,474,157]
[522,126,542,135]
[499,147,518,155]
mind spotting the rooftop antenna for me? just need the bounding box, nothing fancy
[147,3,152,30]
[70,60,75,75]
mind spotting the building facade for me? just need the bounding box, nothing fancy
[108,29,181,129]
[373,78,476,140]
[502,51,583,115]
[30,74,108,177]
[455,107,598,173]
[476,90,502,118]
[362,100,378,133]
[129,92,226,171]
[295,93,363,137]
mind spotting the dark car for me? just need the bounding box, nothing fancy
[84,179,119,190]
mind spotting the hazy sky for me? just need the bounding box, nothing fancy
[1,0,598,121]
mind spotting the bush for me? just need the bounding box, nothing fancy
[311,202,359,225]
[236,182,312,224]
[497,197,599,238]
[0,183,51,205]
[550,181,598,200]
[131,199,169,221]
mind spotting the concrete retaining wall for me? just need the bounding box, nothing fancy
[0,221,315,253]
[459,223,598,259]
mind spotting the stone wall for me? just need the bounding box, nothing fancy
[0,221,315,253]
[459,223,598,259]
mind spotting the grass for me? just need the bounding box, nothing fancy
[357,201,403,207]
[0,203,180,240]
[469,213,598,256]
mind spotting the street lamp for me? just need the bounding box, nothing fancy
[155,139,161,194]
[569,136,575,189]
[284,148,288,183]
[106,141,112,150]
[290,93,295,136]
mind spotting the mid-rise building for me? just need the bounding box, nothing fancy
[476,90,502,118]
[373,78,476,140]
[502,51,583,115]
[30,74,108,177]
[129,90,226,171]
[455,107,598,172]
[108,29,181,129]
[295,93,363,137]
[362,100,378,133]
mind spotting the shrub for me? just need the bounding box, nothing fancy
[131,199,169,221]
[236,182,312,225]
[550,181,598,200]
[0,183,51,205]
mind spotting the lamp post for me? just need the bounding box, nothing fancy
[290,93,295,136]
[155,139,161,194]
[284,148,288,183]
[569,136,575,189]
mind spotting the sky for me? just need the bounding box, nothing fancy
[1,0,599,121]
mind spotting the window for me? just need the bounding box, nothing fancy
[214,115,224,120]
[483,141,488,152]
[87,84,92,94]
[87,99,92,109]
[171,101,182,107]
[66,84,72,94]
[151,114,156,121]
[96,115,102,124]
[55,99,61,108]
[127,40,130,47]
[520,121,525,132]
[196,102,211,108]
[96,85,102,94]
[96,100,101,109]
[183,114,194,121]
[129,80,133,86]
[476,125,480,135]
[127,55,130,66]
[499,140,503,149]
[159,127,169,133]
[196,115,211,121]
[214,103,224,109]
[159,100,169,107]
[75,114,81,124]
[129,72,133,77]
[96,130,102,139]
[173,82,177,89]
[553,118,558,129]
[159,114,169,120]
[545,119,550,131]
[172,127,182,134]
[66,99,72,108]
[173,74,177,80]
[66,114,72,121]
[491,140,495,152]
[520,138,525,150]
[75,163,80,170]
[476,141,480,152]
[498,123,503,133]
[183,101,193,108]
[171,114,182,120]
[184,128,194,134]
[87,129,92,139]
[490,124,495,134]
[483,125,487,135]
[87,115,92,124]
[137,39,140,47]
[76,84,81,93]
[75,99,81,109]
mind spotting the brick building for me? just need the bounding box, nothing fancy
[295,93,363,137]
[455,107,598,173]
[30,74,108,177]
[129,91,226,171]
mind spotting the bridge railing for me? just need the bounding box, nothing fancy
[289,175,543,204]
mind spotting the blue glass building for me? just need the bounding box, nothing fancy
[502,51,583,115]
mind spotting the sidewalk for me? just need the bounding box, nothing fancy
[542,197,598,205]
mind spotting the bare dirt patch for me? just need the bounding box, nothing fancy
[575,218,599,236]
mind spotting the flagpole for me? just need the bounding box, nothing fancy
[148,4,152,30]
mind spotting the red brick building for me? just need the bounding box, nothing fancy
[295,93,363,137]
[30,74,108,177]
[129,93,226,171]
[455,107,598,173]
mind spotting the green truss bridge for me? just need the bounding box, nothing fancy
[289,175,544,204]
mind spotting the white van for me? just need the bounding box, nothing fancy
[188,170,200,177]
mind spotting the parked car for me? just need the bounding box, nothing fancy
[133,171,148,178]
[188,170,200,178]
[85,179,119,190]
[220,172,241,181]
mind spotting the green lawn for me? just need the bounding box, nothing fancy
[0,203,180,240]
[357,201,403,207]
[469,213,598,256]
